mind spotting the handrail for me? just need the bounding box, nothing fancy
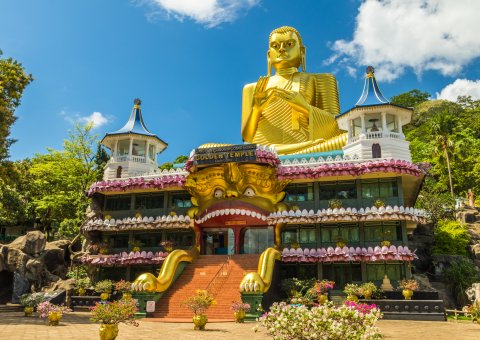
[206,255,231,297]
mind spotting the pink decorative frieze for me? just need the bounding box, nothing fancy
[80,251,169,266]
[82,215,192,232]
[268,206,426,224]
[277,159,424,180]
[281,245,417,263]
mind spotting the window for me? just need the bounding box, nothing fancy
[361,179,398,198]
[386,114,398,132]
[319,181,357,200]
[351,118,362,137]
[133,231,163,248]
[116,166,122,178]
[363,221,402,242]
[320,223,359,244]
[166,229,195,248]
[170,192,192,208]
[105,233,129,249]
[241,227,274,254]
[285,184,314,202]
[372,143,381,158]
[366,263,404,282]
[282,226,316,245]
[117,140,129,155]
[105,195,131,211]
[132,140,146,157]
[135,194,164,210]
[149,145,155,160]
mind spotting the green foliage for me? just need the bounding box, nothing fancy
[19,292,44,307]
[94,279,113,293]
[90,299,139,326]
[444,258,479,306]
[66,265,91,289]
[0,50,33,161]
[280,277,316,296]
[391,89,430,109]
[432,220,470,255]
[416,177,454,225]
[159,154,188,170]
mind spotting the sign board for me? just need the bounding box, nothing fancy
[194,144,257,166]
[146,300,156,313]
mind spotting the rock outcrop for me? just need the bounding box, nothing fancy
[0,231,71,302]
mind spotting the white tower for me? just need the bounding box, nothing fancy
[101,99,167,180]
[336,66,413,161]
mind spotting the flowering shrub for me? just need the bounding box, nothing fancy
[359,282,378,297]
[37,301,71,318]
[258,302,382,339]
[231,301,251,313]
[183,290,216,315]
[344,283,361,296]
[398,279,419,291]
[19,293,44,308]
[90,299,139,326]
[315,280,335,294]
[344,301,378,314]
[94,280,113,293]
[114,279,132,293]
[288,292,317,308]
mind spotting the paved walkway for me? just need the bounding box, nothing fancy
[0,311,478,339]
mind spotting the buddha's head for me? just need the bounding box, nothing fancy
[268,26,306,75]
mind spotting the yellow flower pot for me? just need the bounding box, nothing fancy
[122,293,132,300]
[402,289,413,300]
[78,287,87,296]
[100,292,110,301]
[318,294,329,305]
[193,314,208,330]
[234,310,246,323]
[24,307,34,317]
[346,295,359,303]
[99,323,119,340]
[132,246,141,252]
[48,311,62,326]
[363,290,372,300]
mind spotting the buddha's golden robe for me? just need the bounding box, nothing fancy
[242,72,346,155]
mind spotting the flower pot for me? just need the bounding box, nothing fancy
[346,295,359,303]
[318,294,329,305]
[132,246,141,252]
[363,290,372,300]
[78,287,87,296]
[122,293,132,300]
[100,292,110,301]
[48,311,62,326]
[193,314,208,330]
[234,310,246,323]
[24,306,34,317]
[164,246,173,252]
[99,323,119,340]
[402,289,413,300]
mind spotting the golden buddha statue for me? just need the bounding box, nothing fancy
[241,26,347,155]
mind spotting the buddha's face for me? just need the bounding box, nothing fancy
[268,31,303,71]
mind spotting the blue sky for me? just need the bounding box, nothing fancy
[2,0,480,164]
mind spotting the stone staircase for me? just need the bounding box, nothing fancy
[151,254,259,321]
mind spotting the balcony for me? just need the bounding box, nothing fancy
[349,131,402,143]
[111,154,155,164]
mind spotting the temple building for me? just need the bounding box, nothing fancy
[80,27,436,321]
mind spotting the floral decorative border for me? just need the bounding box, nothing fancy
[82,215,192,232]
[79,250,169,266]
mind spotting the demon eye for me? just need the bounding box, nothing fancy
[243,186,256,197]
[214,188,225,198]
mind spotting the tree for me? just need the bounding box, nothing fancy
[390,89,430,108]
[0,50,33,161]
[159,154,188,170]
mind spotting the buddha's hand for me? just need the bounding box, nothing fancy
[131,272,159,292]
[273,88,310,114]
[253,89,274,112]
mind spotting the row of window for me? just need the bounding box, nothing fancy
[285,178,399,202]
[104,192,192,211]
[102,229,194,249]
[282,222,403,244]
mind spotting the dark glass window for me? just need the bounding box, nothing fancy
[166,229,195,248]
[109,233,129,249]
[285,184,314,202]
[105,195,131,211]
[366,263,404,282]
[135,194,164,210]
[361,179,398,198]
[170,192,192,208]
[282,226,316,245]
[320,223,360,244]
[133,232,163,248]
[319,181,357,200]
[363,221,402,242]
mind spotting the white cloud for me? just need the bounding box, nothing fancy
[328,0,480,81]
[146,0,260,27]
[436,79,480,101]
[61,110,110,128]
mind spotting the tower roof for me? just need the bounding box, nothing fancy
[101,98,167,147]
[355,66,389,106]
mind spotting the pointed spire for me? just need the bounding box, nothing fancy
[107,98,156,137]
[355,66,389,106]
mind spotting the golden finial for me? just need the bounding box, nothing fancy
[134,98,142,109]
[366,66,375,78]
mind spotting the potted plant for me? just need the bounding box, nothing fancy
[335,237,346,248]
[37,301,71,326]
[90,299,139,340]
[465,303,480,324]
[344,283,361,302]
[114,279,132,300]
[76,277,91,296]
[398,279,419,300]
[359,282,377,300]
[329,199,343,209]
[231,301,250,322]
[183,290,216,330]
[95,280,113,301]
[314,280,335,304]
[128,240,143,253]
[373,199,385,208]
[19,293,44,316]
[159,240,174,252]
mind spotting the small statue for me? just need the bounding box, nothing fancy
[468,189,474,207]
[241,26,346,155]
[380,274,393,291]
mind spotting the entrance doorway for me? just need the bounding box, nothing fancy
[202,228,234,255]
[322,263,362,290]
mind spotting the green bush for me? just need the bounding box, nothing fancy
[444,258,478,306]
[432,220,470,255]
